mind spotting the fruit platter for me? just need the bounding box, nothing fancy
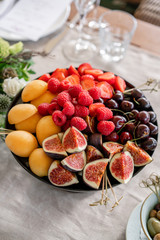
[4,63,158,192]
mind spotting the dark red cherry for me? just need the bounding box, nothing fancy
[120,132,133,144]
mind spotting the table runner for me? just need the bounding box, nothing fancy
[0,31,160,240]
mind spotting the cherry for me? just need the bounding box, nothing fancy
[120,132,132,144]
[137,97,150,110]
[131,89,144,99]
[136,124,150,139]
[138,111,150,124]
[148,122,158,136]
[148,111,157,123]
[112,90,124,102]
[106,99,119,109]
[112,116,127,131]
[140,137,157,151]
[129,109,139,120]
[120,100,134,112]
[103,131,119,142]
[125,122,136,134]
[94,98,104,104]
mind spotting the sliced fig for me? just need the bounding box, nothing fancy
[62,127,87,153]
[83,159,109,189]
[109,151,134,184]
[61,151,86,172]
[86,145,103,163]
[103,142,123,159]
[88,133,103,151]
[48,160,79,187]
[58,132,64,142]
[42,134,67,159]
[84,116,96,133]
[124,141,152,166]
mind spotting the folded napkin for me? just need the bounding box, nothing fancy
[0,0,15,18]
[0,0,72,41]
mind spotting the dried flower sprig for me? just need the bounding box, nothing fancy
[90,171,123,211]
[140,173,160,202]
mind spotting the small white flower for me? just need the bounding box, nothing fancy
[2,77,27,98]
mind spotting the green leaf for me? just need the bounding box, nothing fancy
[27,69,36,74]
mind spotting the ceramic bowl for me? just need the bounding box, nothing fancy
[140,193,159,239]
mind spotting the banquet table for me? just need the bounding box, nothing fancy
[0,4,160,240]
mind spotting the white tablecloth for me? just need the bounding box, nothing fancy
[0,29,160,240]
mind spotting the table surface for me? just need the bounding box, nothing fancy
[1,4,160,240]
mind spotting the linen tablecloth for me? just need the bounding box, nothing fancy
[0,30,160,240]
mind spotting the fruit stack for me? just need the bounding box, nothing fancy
[5,63,158,189]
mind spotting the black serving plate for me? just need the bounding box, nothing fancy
[5,74,158,192]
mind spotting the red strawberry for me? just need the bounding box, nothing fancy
[97,72,116,85]
[84,69,104,79]
[68,65,80,77]
[89,103,105,117]
[53,68,69,78]
[65,74,80,85]
[78,63,92,75]
[38,73,51,82]
[114,76,126,92]
[80,74,95,90]
[51,71,65,82]
[96,81,113,99]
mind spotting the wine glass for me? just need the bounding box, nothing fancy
[63,0,97,62]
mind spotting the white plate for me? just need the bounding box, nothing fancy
[126,203,148,240]
[0,5,70,41]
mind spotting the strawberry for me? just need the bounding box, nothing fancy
[68,65,80,77]
[78,63,92,75]
[38,73,51,82]
[84,69,104,79]
[51,71,65,82]
[96,81,113,99]
[65,74,80,85]
[114,76,126,92]
[89,103,105,117]
[53,68,69,78]
[80,74,95,90]
[97,72,116,85]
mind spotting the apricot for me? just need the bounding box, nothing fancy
[29,148,53,177]
[5,130,38,157]
[31,90,57,107]
[36,115,61,146]
[21,80,48,102]
[8,103,37,124]
[15,112,42,133]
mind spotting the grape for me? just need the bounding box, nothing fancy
[136,124,150,139]
[121,100,134,112]
[141,137,157,151]
[120,132,132,144]
[138,111,150,124]
[137,97,150,110]
[148,111,157,123]
[148,122,158,136]
[113,90,124,102]
[131,89,144,99]
[106,99,119,109]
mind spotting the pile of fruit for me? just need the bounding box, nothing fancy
[5,63,158,189]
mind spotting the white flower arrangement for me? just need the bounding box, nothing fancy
[2,77,27,98]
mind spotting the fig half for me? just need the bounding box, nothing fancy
[83,159,109,189]
[86,145,103,163]
[109,151,134,184]
[61,151,86,172]
[102,142,123,159]
[124,141,152,166]
[42,134,67,159]
[62,127,87,153]
[48,160,79,187]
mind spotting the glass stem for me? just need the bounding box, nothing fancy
[77,12,86,41]
[92,0,100,20]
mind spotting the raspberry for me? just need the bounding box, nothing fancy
[51,97,58,103]
[38,103,49,116]
[59,79,72,91]
[48,78,60,93]
[88,87,101,100]
[57,91,71,107]
[78,91,93,106]
[52,110,67,126]
[97,121,115,136]
[70,117,87,131]
[62,101,75,116]
[68,84,83,98]
[96,107,113,121]
[74,105,89,118]
[48,102,61,115]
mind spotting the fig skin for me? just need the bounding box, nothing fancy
[102,142,123,159]
[61,151,86,172]
[88,133,103,151]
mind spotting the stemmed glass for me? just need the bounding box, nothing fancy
[63,0,97,62]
